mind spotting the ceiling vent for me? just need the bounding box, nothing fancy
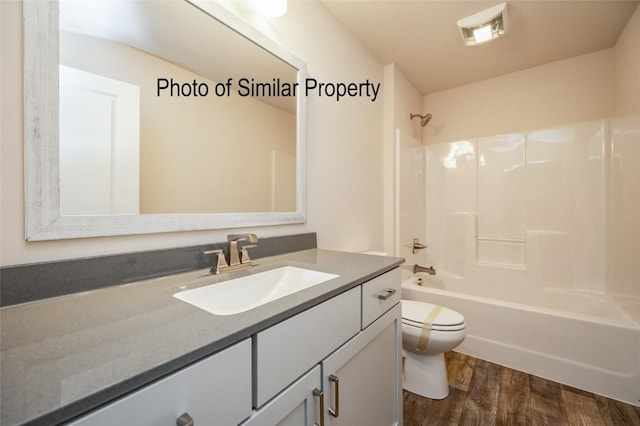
[457,3,509,46]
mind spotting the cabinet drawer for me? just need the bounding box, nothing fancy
[254,286,360,408]
[361,268,401,328]
[69,339,252,426]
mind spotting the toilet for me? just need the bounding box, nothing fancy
[361,252,466,399]
[401,300,466,399]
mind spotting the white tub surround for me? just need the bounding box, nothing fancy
[410,117,640,406]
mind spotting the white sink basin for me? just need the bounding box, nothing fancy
[173,266,339,315]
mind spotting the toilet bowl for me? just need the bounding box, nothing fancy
[401,300,466,399]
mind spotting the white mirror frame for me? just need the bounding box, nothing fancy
[23,0,307,241]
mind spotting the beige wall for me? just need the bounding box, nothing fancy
[61,31,296,214]
[614,3,640,116]
[423,49,615,145]
[0,0,384,266]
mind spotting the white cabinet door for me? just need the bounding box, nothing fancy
[241,366,322,426]
[321,304,402,426]
[69,339,252,426]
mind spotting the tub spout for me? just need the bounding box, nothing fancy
[414,264,436,275]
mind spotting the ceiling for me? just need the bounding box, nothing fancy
[320,0,639,94]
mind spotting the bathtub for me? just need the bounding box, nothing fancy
[401,269,640,406]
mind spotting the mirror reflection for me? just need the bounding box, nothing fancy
[58,0,298,215]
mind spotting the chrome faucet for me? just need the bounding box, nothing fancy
[204,234,258,274]
[414,264,436,275]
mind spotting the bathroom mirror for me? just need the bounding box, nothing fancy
[24,0,307,240]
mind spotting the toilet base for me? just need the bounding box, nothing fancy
[402,350,450,399]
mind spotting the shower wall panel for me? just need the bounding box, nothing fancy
[609,114,640,301]
[525,121,606,292]
[425,141,476,275]
[477,133,526,241]
[476,133,526,268]
[425,119,611,292]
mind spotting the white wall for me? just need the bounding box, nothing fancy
[0,0,384,266]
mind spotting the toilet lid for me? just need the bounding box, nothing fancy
[401,300,465,331]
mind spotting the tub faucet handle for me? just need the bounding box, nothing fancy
[412,238,427,254]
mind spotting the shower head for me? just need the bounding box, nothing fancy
[410,113,433,127]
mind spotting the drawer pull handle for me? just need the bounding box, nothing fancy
[377,288,396,301]
[328,374,340,418]
[176,412,194,426]
[313,388,325,426]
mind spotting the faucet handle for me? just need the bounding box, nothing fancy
[411,238,427,254]
[240,244,257,264]
[203,249,228,274]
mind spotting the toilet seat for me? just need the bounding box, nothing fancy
[401,300,465,332]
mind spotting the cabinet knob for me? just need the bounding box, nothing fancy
[176,412,194,426]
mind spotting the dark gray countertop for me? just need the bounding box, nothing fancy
[0,249,403,426]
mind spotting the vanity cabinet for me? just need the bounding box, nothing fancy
[68,339,252,426]
[243,305,401,426]
[251,268,402,426]
[69,268,401,426]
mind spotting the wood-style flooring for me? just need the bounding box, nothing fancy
[403,351,640,426]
